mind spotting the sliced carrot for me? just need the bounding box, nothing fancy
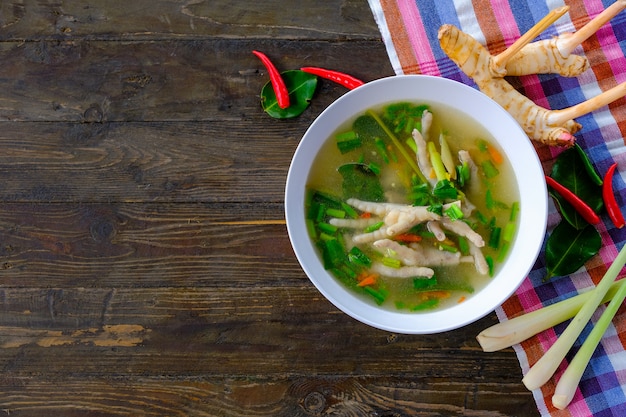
[393,233,422,243]
[488,145,504,164]
[357,273,378,287]
[360,212,372,219]
[458,296,467,303]
[356,271,370,281]
[421,290,451,300]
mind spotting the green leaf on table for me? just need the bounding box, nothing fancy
[338,163,385,202]
[260,70,317,118]
[550,146,603,229]
[545,221,601,281]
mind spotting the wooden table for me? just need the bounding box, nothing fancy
[0,1,540,415]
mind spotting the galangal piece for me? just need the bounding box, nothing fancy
[438,2,626,147]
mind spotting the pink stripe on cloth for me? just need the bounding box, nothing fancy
[583,0,626,84]
[488,0,522,46]
[396,1,441,76]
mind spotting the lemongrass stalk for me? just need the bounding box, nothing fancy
[522,244,626,391]
[476,280,623,352]
[552,278,626,409]
[367,110,428,184]
[438,134,457,180]
[427,141,449,181]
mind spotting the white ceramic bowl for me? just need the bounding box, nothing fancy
[285,75,547,334]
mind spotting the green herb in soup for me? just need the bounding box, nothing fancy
[306,102,520,312]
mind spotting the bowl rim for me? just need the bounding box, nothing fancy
[285,74,548,334]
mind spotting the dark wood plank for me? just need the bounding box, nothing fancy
[0,0,381,41]
[0,39,393,204]
[0,286,534,415]
[0,39,393,123]
[0,376,536,416]
[0,203,294,286]
[0,121,297,203]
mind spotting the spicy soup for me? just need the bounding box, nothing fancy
[305,101,520,312]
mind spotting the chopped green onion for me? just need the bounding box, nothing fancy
[326,208,346,219]
[348,246,372,268]
[418,229,436,239]
[364,221,385,233]
[477,138,489,152]
[382,256,402,269]
[339,264,358,280]
[485,255,494,276]
[438,243,458,253]
[502,222,516,242]
[457,236,470,256]
[340,203,357,219]
[321,238,345,269]
[456,161,470,188]
[317,222,338,235]
[336,131,358,140]
[444,204,464,221]
[319,232,336,242]
[410,298,439,311]
[364,286,388,305]
[413,276,438,289]
[311,190,344,210]
[330,267,351,284]
[475,210,489,225]
[374,137,390,164]
[485,189,495,210]
[395,301,406,310]
[306,219,317,239]
[433,180,458,200]
[481,160,499,179]
[409,182,432,206]
[497,241,510,263]
[427,203,443,216]
[403,118,415,134]
[336,131,362,154]
[509,201,520,222]
[488,227,501,249]
[313,202,326,222]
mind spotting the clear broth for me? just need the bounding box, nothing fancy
[306,101,520,312]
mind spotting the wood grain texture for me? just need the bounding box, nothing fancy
[0,0,380,41]
[0,1,540,416]
[0,39,391,122]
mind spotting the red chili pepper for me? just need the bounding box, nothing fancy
[252,50,290,109]
[602,162,625,228]
[300,66,364,90]
[545,175,600,225]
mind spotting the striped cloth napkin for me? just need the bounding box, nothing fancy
[367,0,626,416]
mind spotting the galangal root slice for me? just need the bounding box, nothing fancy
[438,1,626,147]
[503,1,626,76]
